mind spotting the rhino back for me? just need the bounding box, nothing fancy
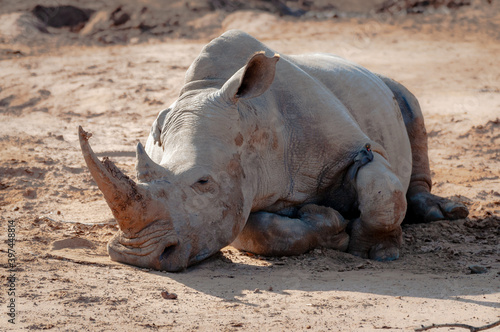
[184,30,276,88]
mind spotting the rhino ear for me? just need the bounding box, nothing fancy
[150,105,173,147]
[221,52,280,103]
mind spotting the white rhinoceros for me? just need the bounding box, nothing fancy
[79,30,468,271]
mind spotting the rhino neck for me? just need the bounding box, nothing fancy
[236,99,291,211]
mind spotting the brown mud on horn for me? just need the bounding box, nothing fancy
[78,126,151,234]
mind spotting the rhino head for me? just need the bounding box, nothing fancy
[79,52,280,271]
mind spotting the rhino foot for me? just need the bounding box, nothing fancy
[347,218,402,261]
[298,204,350,252]
[406,192,469,224]
[232,204,349,256]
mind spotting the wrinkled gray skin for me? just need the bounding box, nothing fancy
[79,30,468,271]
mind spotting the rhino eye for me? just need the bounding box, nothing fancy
[192,176,216,194]
[197,177,209,185]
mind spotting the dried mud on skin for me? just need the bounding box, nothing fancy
[1,0,499,331]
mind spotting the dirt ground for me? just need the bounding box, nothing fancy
[1,0,499,331]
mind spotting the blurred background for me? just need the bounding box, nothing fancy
[1,0,498,50]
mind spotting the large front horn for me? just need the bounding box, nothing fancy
[79,126,148,234]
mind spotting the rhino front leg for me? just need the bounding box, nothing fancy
[348,153,406,261]
[231,204,349,256]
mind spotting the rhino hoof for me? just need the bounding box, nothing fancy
[369,244,400,262]
[441,201,469,220]
[407,192,469,224]
[326,232,349,252]
[424,205,445,222]
[347,218,402,261]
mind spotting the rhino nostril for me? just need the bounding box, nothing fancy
[160,244,176,261]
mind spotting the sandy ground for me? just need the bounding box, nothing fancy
[0,1,499,331]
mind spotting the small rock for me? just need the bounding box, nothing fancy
[161,291,177,300]
[23,188,37,199]
[468,265,488,274]
[110,7,130,26]
[268,286,273,291]
[38,89,51,98]
[253,288,261,293]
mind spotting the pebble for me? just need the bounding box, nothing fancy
[468,265,488,274]
[161,291,178,300]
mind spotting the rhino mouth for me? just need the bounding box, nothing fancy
[108,236,190,271]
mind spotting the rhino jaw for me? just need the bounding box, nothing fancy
[107,233,189,272]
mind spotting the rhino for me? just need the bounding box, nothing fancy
[79,30,468,271]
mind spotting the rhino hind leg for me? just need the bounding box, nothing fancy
[231,204,349,256]
[378,75,469,224]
